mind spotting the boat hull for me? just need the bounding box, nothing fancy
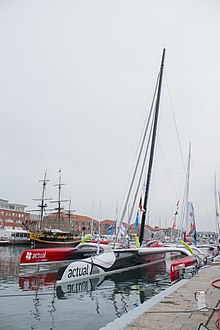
[57,248,166,283]
[0,239,10,245]
[30,231,81,247]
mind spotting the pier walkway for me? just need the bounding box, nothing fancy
[100,260,220,330]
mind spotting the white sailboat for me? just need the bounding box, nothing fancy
[178,143,196,244]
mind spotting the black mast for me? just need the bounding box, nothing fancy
[139,48,166,245]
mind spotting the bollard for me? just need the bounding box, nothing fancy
[195,290,208,311]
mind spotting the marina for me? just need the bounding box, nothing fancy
[1,3,220,330]
[0,245,219,330]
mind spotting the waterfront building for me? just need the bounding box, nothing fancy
[0,199,39,230]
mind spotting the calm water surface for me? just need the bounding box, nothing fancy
[0,245,172,330]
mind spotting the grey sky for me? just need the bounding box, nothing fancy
[0,0,220,231]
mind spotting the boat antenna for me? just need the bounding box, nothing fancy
[139,48,166,245]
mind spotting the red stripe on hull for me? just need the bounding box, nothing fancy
[20,248,76,265]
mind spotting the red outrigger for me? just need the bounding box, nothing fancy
[19,241,113,266]
[170,255,201,282]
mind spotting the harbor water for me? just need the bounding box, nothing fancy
[0,245,172,330]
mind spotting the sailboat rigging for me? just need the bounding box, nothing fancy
[114,49,166,244]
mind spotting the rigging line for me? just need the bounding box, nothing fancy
[117,86,159,228]
[164,73,186,172]
[116,73,160,238]
[127,118,154,227]
[112,74,162,229]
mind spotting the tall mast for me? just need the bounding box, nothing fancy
[214,173,220,241]
[139,48,166,245]
[33,170,50,230]
[51,170,68,229]
[180,143,191,241]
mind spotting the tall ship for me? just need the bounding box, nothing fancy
[29,171,81,247]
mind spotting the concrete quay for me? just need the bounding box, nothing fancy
[100,261,220,330]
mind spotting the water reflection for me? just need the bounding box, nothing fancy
[56,260,168,307]
[19,272,57,291]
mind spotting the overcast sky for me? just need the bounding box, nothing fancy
[1,0,220,231]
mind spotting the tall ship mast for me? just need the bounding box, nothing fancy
[32,170,52,231]
[50,170,68,229]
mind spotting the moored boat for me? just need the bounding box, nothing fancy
[29,229,81,247]
[0,237,10,245]
[1,228,30,245]
[29,171,81,247]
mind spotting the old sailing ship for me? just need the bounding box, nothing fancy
[29,171,81,247]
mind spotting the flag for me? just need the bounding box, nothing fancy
[139,197,143,212]
[172,200,179,229]
[135,211,139,228]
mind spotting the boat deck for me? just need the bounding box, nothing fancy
[100,256,220,330]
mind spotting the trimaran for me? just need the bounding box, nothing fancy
[20,49,203,284]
